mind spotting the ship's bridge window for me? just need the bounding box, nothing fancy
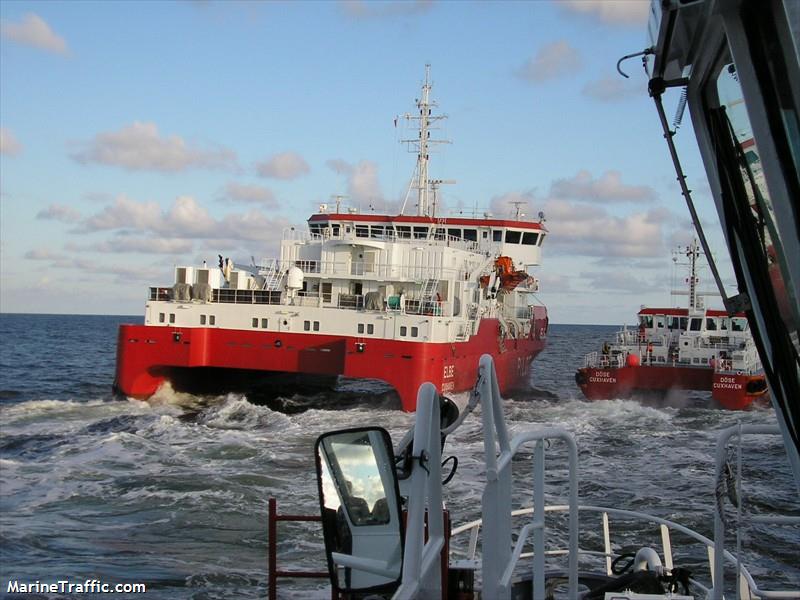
[331,224,340,236]
[522,232,539,246]
[720,317,729,331]
[493,230,502,242]
[538,233,546,246]
[396,225,411,239]
[732,317,748,332]
[434,228,446,240]
[690,318,702,332]
[448,228,461,239]
[706,318,717,331]
[370,225,385,239]
[400,326,407,336]
[463,229,477,242]
[355,225,369,238]
[505,230,522,244]
[482,230,488,239]
[413,226,429,239]
[640,315,653,328]
[655,316,665,329]
[667,316,679,330]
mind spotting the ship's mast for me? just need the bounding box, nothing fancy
[400,65,452,217]
[687,239,699,310]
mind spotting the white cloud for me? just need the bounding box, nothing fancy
[578,270,656,293]
[487,191,539,219]
[516,40,581,83]
[558,0,649,26]
[36,204,82,223]
[582,75,644,102]
[78,194,291,243]
[339,0,433,19]
[1,13,68,55]
[256,151,310,180]
[71,122,237,172]
[0,128,23,156]
[24,248,59,260]
[67,237,194,255]
[221,181,278,206]
[541,199,669,258]
[550,170,656,203]
[326,158,385,208]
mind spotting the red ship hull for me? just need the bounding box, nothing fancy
[114,314,548,412]
[575,365,768,410]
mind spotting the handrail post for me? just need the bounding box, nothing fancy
[268,498,277,600]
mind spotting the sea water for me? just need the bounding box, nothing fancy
[0,314,797,599]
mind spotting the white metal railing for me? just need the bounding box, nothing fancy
[583,351,625,369]
[473,354,579,600]
[712,424,800,600]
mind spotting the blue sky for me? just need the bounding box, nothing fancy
[0,0,734,324]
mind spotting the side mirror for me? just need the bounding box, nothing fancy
[315,427,404,595]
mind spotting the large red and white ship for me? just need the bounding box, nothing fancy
[113,67,549,412]
[575,241,767,410]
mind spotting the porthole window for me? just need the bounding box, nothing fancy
[367,324,374,334]
[159,313,165,323]
[261,318,268,328]
[209,315,215,325]
[304,320,311,331]
[411,327,419,337]
[313,321,320,331]
[358,323,365,334]
[252,318,258,328]
[400,326,407,336]
[169,313,175,324]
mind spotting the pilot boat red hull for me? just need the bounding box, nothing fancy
[575,363,768,410]
[115,310,548,412]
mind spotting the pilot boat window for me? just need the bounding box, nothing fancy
[655,316,665,329]
[252,318,257,328]
[262,318,268,328]
[411,327,419,337]
[396,226,411,239]
[322,283,332,303]
[313,321,319,331]
[463,229,477,242]
[304,320,311,331]
[447,228,461,239]
[413,226,428,239]
[358,324,365,334]
[732,317,748,332]
[690,318,702,332]
[209,316,215,325]
[706,318,717,331]
[169,313,175,324]
[493,230,502,242]
[355,225,369,238]
[370,226,385,239]
[505,230,521,244]
[522,232,539,246]
[434,228,446,240]
[159,313,165,323]
[367,324,374,334]
[400,326,407,336]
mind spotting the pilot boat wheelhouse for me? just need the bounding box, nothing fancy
[113,69,549,411]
